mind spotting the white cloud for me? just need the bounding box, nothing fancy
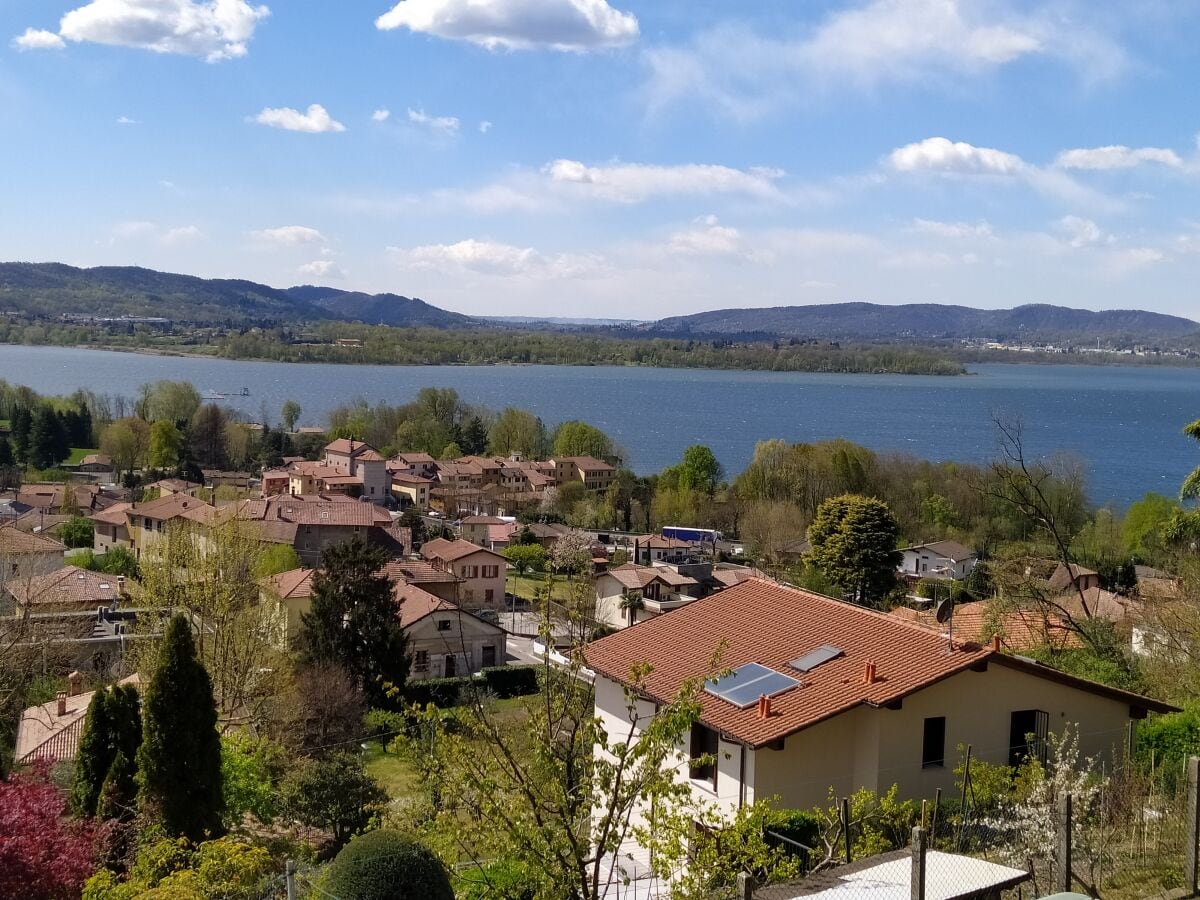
[1055,145,1185,170]
[1057,215,1105,248]
[252,225,326,245]
[109,221,202,245]
[252,104,345,133]
[407,107,460,136]
[389,238,602,279]
[161,225,203,246]
[57,0,269,62]
[479,120,493,133]
[643,1,1125,121]
[12,28,66,51]
[667,223,745,257]
[544,159,785,202]
[298,260,343,279]
[376,0,638,52]
[110,221,157,241]
[115,115,139,125]
[908,218,993,238]
[888,137,1024,176]
[1103,246,1164,275]
[372,108,391,122]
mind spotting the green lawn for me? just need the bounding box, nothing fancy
[66,447,99,465]
[363,743,421,800]
[506,572,579,603]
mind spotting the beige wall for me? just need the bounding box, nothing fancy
[452,551,506,611]
[407,610,506,679]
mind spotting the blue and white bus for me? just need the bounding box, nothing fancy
[661,526,723,545]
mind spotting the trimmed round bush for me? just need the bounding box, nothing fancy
[325,830,453,900]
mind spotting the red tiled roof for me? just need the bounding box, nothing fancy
[391,472,433,485]
[462,515,507,525]
[261,567,315,600]
[89,503,133,526]
[133,492,214,522]
[556,455,615,472]
[0,524,66,554]
[396,582,459,628]
[605,563,697,591]
[421,538,504,563]
[10,566,127,609]
[381,558,461,584]
[324,438,382,459]
[888,601,1081,652]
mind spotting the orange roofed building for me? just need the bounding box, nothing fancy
[585,578,1173,836]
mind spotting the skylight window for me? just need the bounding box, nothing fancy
[705,662,799,709]
[789,644,844,673]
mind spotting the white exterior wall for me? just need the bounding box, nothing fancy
[900,549,974,580]
[407,611,507,680]
[356,459,390,502]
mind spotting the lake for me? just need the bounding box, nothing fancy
[0,344,1196,507]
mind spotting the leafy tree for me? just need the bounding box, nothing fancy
[503,543,547,575]
[281,752,386,849]
[679,444,723,496]
[84,836,272,900]
[137,613,224,841]
[488,407,547,458]
[280,399,301,432]
[252,543,301,578]
[28,405,67,469]
[0,762,99,900]
[0,437,12,466]
[59,515,94,549]
[221,734,286,827]
[137,380,201,425]
[85,546,139,579]
[188,403,229,469]
[300,538,408,706]
[400,505,426,545]
[551,420,614,461]
[96,750,137,823]
[807,494,901,606]
[148,420,184,470]
[325,830,454,900]
[439,441,463,460]
[549,529,594,577]
[1123,492,1179,558]
[100,418,149,482]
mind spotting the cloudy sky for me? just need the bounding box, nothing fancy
[5,0,1200,319]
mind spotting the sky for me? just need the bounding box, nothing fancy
[4,0,1200,320]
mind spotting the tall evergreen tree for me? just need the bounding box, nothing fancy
[137,614,224,841]
[0,436,12,466]
[462,415,489,456]
[28,405,68,470]
[300,538,409,706]
[10,405,32,462]
[72,691,115,817]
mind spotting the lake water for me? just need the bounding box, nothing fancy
[0,344,1196,507]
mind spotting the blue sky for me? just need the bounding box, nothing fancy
[5,0,1200,320]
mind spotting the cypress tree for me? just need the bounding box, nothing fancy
[72,690,115,817]
[10,406,31,462]
[97,750,137,822]
[137,614,224,841]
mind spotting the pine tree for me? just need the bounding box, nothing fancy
[72,691,114,817]
[11,406,31,462]
[28,405,66,470]
[0,437,12,466]
[97,750,137,822]
[462,415,489,456]
[137,614,224,841]
[300,538,409,706]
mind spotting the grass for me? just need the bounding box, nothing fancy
[65,447,99,465]
[507,572,579,603]
[363,743,422,800]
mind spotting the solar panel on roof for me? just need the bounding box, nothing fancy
[789,644,844,673]
[705,662,799,708]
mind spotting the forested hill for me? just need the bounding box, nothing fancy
[0,262,471,327]
[648,302,1200,344]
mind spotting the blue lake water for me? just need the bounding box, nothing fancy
[0,344,1196,507]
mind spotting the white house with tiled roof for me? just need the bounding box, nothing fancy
[398,582,507,679]
[585,578,1174,827]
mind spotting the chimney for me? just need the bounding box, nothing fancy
[67,671,84,696]
[863,661,878,685]
[992,634,1001,651]
[56,691,68,717]
[757,694,771,719]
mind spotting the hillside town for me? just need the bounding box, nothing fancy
[2,376,1200,899]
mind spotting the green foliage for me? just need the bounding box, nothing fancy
[362,708,408,741]
[488,407,548,458]
[280,399,301,432]
[96,750,137,822]
[807,494,901,606]
[481,665,540,699]
[325,830,453,900]
[220,735,286,827]
[59,515,95,549]
[73,684,141,818]
[300,537,409,707]
[1024,619,1145,693]
[551,420,615,461]
[1136,708,1200,781]
[404,676,474,708]
[138,614,224,841]
[456,859,538,900]
[282,752,387,848]
[83,545,140,578]
[1123,492,1179,557]
[83,836,272,900]
[148,420,184,470]
[502,542,547,575]
[251,543,300,578]
[678,444,723,496]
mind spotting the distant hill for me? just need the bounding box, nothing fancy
[648,302,1200,345]
[285,286,474,328]
[0,262,472,328]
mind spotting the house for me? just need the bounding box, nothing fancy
[14,674,139,765]
[122,493,216,559]
[261,468,291,496]
[888,600,1081,653]
[390,471,433,509]
[899,540,977,580]
[259,567,317,647]
[147,478,203,498]
[380,558,462,603]
[77,453,114,475]
[460,515,511,546]
[420,538,506,611]
[630,535,696,565]
[550,456,617,492]
[399,583,507,680]
[0,525,67,588]
[1048,562,1101,593]
[389,452,438,480]
[6,565,129,616]
[594,563,704,628]
[322,439,390,502]
[585,578,1174,831]
[230,496,399,566]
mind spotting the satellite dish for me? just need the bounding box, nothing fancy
[935,598,954,624]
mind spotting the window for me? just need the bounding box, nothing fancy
[436,619,451,631]
[689,723,719,788]
[922,717,946,768]
[413,650,429,672]
[481,645,496,667]
[1009,709,1049,768]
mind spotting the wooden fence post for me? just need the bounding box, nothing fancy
[736,871,756,900]
[1186,756,1200,896]
[910,826,927,900]
[1057,793,1073,894]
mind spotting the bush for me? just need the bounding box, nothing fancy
[362,708,407,741]
[456,859,537,900]
[765,809,821,853]
[480,666,539,699]
[1138,708,1200,787]
[403,676,474,708]
[59,515,95,549]
[325,830,453,900]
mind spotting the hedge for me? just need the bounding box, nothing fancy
[402,666,541,708]
[480,666,540,699]
[325,830,453,900]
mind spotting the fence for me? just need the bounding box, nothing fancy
[728,754,1200,900]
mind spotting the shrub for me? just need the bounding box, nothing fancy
[1138,707,1200,788]
[480,666,539,699]
[282,753,386,849]
[765,809,821,854]
[362,708,407,741]
[456,858,538,900]
[403,676,474,708]
[59,515,95,549]
[325,830,453,900]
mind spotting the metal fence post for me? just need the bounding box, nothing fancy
[842,796,852,864]
[285,859,295,900]
[736,871,756,900]
[1187,756,1200,896]
[910,826,927,900]
[1057,793,1073,894]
